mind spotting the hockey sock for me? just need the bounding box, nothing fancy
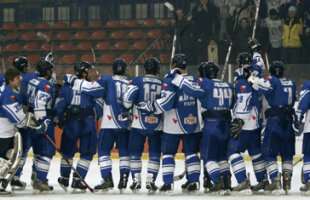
[15,156,26,177]
[251,153,266,182]
[185,154,200,183]
[147,152,160,180]
[35,156,51,181]
[303,155,310,183]
[99,152,112,179]
[76,158,91,179]
[229,154,246,183]
[282,160,293,177]
[266,159,278,181]
[130,155,142,179]
[206,161,220,184]
[119,149,130,175]
[162,154,175,184]
[60,158,73,177]
[219,160,231,177]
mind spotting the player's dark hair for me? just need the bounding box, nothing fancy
[5,68,21,85]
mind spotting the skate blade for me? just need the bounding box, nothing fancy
[285,189,289,195]
[231,189,252,195]
[159,190,173,195]
[0,192,12,196]
[131,189,140,194]
[119,188,124,194]
[264,189,281,196]
[147,189,156,195]
[71,188,86,194]
[32,189,53,195]
[94,188,113,194]
[301,191,310,196]
[58,184,68,192]
[189,190,200,195]
[224,189,231,196]
[12,186,26,191]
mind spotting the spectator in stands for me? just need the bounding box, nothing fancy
[217,5,234,64]
[265,0,286,13]
[166,8,196,64]
[238,0,256,26]
[264,9,283,61]
[232,17,252,61]
[279,0,293,19]
[281,5,303,64]
[191,0,219,63]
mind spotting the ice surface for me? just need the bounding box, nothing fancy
[9,157,306,199]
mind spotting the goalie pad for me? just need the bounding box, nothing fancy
[0,132,22,190]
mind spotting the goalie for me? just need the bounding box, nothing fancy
[0,68,43,195]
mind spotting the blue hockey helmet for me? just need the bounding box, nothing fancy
[172,53,187,69]
[13,56,29,72]
[112,58,127,75]
[198,61,219,79]
[144,57,160,75]
[270,61,284,78]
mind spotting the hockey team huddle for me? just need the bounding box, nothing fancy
[0,38,310,196]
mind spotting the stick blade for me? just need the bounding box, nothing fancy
[164,2,175,12]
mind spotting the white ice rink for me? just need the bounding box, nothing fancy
[7,157,307,200]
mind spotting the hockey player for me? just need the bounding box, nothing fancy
[295,81,310,195]
[170,61,233,195]
[64,58,130,193]
[248,61,296,195]
[228,52,267,194]
[122,57,162,194]
[0,68,42,195]
[11,56,38,190]
[56,61,101,193]
[26,58,56,193]
[139,54,202,194]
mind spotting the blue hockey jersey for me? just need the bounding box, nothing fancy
[0,85,27,138]
[153,74,202,134]
[20,72,38,104]
[123,75,163,131]
[296,81,310,133]
[71,75,128,129]
[0,74,4,87]
[252,75,296,108]
[26,77,54,120]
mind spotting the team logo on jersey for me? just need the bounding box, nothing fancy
[173,118,178,124]
[197,78,202,83]
[184,114,197,125]
[10,95,15,101]
[240,85,246,92]
[134,115,139,120]
[266,76,272,81]
[44,84,51,92]
[163,83,167,90]
[145,114,158,124]
[107,115,112,120]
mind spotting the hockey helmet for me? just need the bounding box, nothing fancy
[237,52,252,67]
[198,61,219,79]
[74,61,94,79]
[13,56,29,72]
[144,57,160,75]
[172,54,187,69]
[112,58,127,75]
[35,58,55,78]
[270,61,284,78]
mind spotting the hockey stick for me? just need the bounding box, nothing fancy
[252,0,261,39]
[173,170,186,181]
[220,2,248,81]
[164,2,177,68]
[43,132,94,193]
[90,47,99,78]
[37,32,53,53]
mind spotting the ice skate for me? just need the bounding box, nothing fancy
[146,174,157,195]
[32,179,53,194]
[159,183,173,195]
[118,173,128,193]
[232,178,252,195]
[300,181,310,196]
[130,173,141,193]
[57,176,69,192]
[264,174,281,195]
[94,174,114,193]
[209,176,225,195]
[183,182,200,194]
[223,174,231,195]
[11,176,26,191]
[0,188,12,196]
[283,172,291,195]
[203,176,213,193]
[181,181,190,193]
[71,174,87,194]
[251,174,269,193]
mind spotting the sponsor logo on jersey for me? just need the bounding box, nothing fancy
[145,114,158,124]
[184,114,197,125]
[44,84,51,92]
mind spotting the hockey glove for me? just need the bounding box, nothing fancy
[248,38,261,52]
[137,101,154,113]
[55,115,66,129]
[230,118,244,139]
[165,68,181,79]
[0,158,11,178]
[32,118,51,134]
[63,74,77,86]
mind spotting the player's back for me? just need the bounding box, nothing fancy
[280,77,296,107]
[20,72,38,103]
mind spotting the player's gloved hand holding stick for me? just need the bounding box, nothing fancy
[230,118,244,139]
